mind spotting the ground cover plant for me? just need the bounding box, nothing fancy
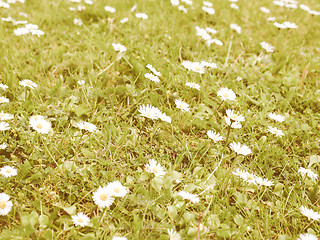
[0,0,320,239]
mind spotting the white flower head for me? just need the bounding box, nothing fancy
[0,143,7,150]
[267,126,284,137]
[146,64,161,76]
[73,18,83,26]
[206,38,223,46]
[195,26,211,41]
[260,41,274,53]
[0,166,17,178]
[120,18,128,24]
[297,233,318,240]
[112,237,128,240]
[92,186,115,208]
[175,99,190,112]
[104,5,116,13]
[225,109,245,122]
[29,116,51,134]
[181,0,192,5]
[225,117,242,129]
[77,80,85,85]
[145,159,166,178]
[170,0,179,6]
[260,7,270,13]
[255,177,274,187]
[178,191,200,203]
[138,104,161,120]
[300,206,320,221]
[0,122,10,131]
[217,88,236,101]
[298,167,318,181]
[202,6,215,15]
[268,113,285,122]
[185,82,200,90]
[158,112,172,123]
[205,27,217,34]
[144,73,160,83]
[72,212,90,227]
[229,142,251,156]
[207,130,223,142]
[0,97,9,104]
[135,13,148,19]
[19,79,38,89]
[167,229,181,240]
[75,121,97,132]
[0,84,9,90]
[230,3,239,9]
[106,181,128,198]
[230,23,241,33]
[203,1,213,7]
[178,5,187,13]
[0,193,13,216]
[112,43,127,53]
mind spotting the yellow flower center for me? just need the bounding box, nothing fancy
[0,113,5,118]
[25,80,32,86]
[0,201,6,209]
[114,187,120,193]
[78,218,84,223]
[247,174,254,181]
[5,169,11,173]
[152,167,159,173]
[100,193,108,201]
[36,123,43,129]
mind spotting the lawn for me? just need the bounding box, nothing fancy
[0,0,320,239]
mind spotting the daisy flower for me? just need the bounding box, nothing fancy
[19,79,38,89]
[167,229,181,240]
[201,61,217,69]
[195,26,211,41]
[225,109,245,122]
[255,177,274,187]
[75,121,97,132]
[260,7,270,13]
[175,99,190,112]
[298,167,318,180]
[144,73,160,83]
[229,142,252,156]
[267,17,276,22]
[202,6,215,15]
[146,64,161,76]
[0,143,7,149]
[0,96,9,104]
[29,116,51,134]
[106,181,128,198]
[0,84,8,90]
[138,104,161,120]
[206,39,223,46]
[0,166,17,178]
[0,193,13,216]
[300,206,320,221]
[104,5,116,13]
[112,43,127,53]
[203,1,213,7]
[178,5,187,13]
[77,80,85,85]
[230,23,241,33]
[145,159,166,178]
[158,112,172,123]
[92,186,115,208]
[171,0,179,6]
[225,117,242,129]
[217,88,236,101]
[135,13,148,19]
[178,191,200,203]
[241,172,257,185]
[268,113,285,122]
[0,122,10,131]
[120,18,128,24]
[112,237,128,240]
[260,41,274,53]
[181,0,192,5]
[207,130,223,142]
[205,27,217,34]
[73,18,83,26]
[230,3,239,9]
[267,126,284,137]
[297,233,318,240]
[185,82,200,90]
[71,212,90,227]
[0,112,14,121]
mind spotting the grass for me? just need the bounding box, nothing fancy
[0,0,320,239]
